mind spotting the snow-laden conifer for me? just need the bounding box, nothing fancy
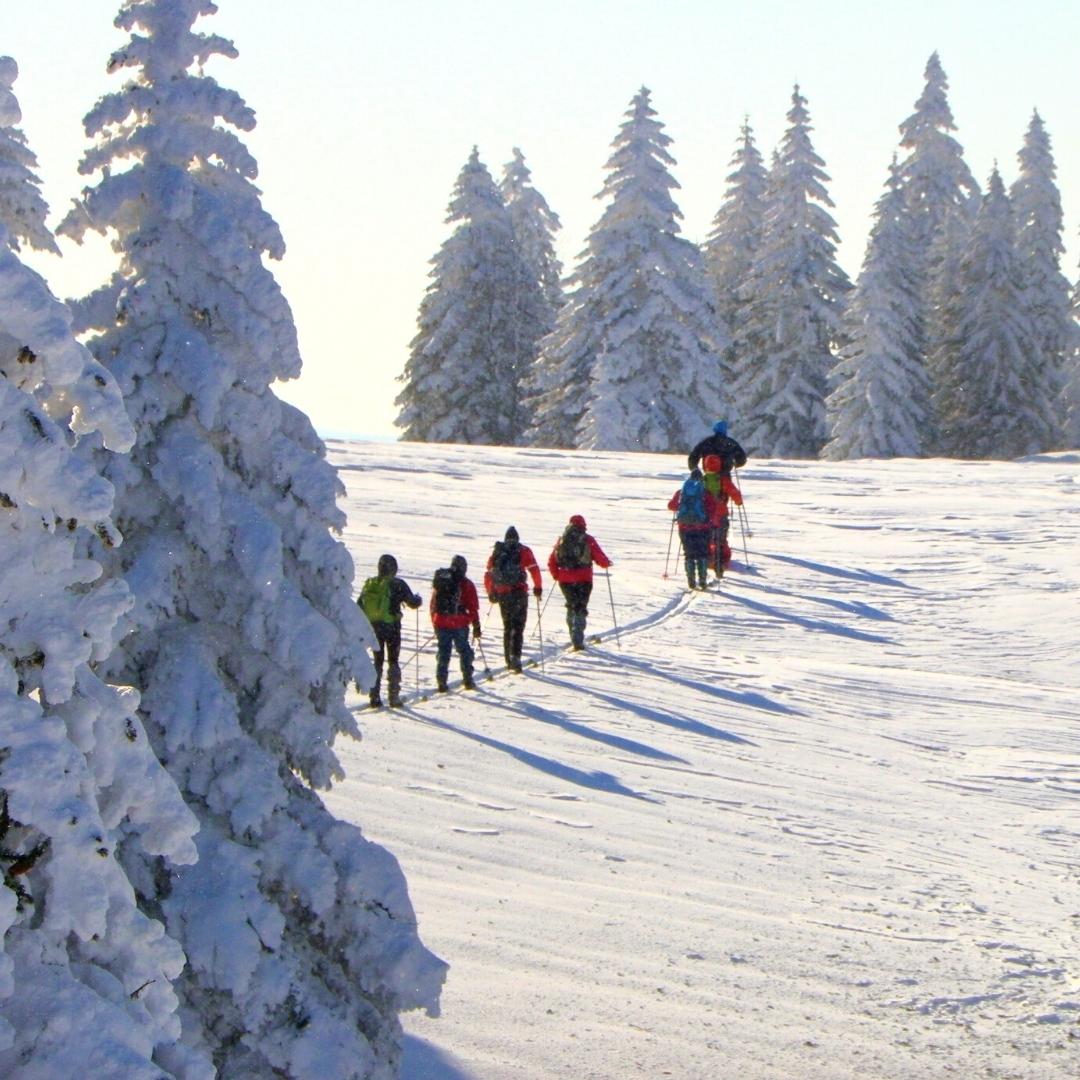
[532,88,727,452]
[57,6,445,1075]
[703,117,767,398]
[1008,111,1070,441]
[0,56,201,1077]
[736,87,850,458]
[896,52,980,396]
[500,147,564,319]
[932,169,1056,458]
[824,158,928,459]
[397,148,544,444]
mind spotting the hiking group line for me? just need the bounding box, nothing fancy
[356,422,750,709]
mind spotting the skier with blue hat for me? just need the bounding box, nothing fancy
[687,420,747,473]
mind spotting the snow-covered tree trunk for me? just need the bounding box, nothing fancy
[737,87,850,458]
[396,148,545,445]
[57,6,445,1076]
[533,87,727,452]
[0,56,201,1078]
[824,158,928,459]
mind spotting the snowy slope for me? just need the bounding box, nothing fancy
[324,440,1080,1080]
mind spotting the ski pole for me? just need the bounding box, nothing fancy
[604,570,621,650]
[534,592,546,675]
[662,515,677,578]
[475,633,494,680]
[414,608,420,693]
[736,502,750,567]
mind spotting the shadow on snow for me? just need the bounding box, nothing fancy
[407,710,659,802]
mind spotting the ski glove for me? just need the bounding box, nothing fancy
[533,587,542,598]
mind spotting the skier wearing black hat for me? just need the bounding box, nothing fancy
[484,526,543,673]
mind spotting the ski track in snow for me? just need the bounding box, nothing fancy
[324,443,1080,1080]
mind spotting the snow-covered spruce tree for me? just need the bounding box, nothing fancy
[0,56,202,1077]
[824,158,928,459]
[500,147,564,321]
[702,117,767,400]
[1009,111,1070,443]
[533,87,727,452]
[736,86,850,458]
[895,53,979,390]
[58,6,445,1076]
[396,148,544,444]
[1066,269,1080,448]
[932,169,1056,459]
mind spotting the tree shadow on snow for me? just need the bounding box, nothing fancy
[402,1035,479,1080]
[410,710,659,802]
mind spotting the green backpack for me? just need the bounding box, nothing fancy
[360,576,394,624]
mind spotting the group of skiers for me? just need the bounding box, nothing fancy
[357,421,746,708]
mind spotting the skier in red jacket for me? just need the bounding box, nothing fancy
[547,515,611,650]
[484,526,543,673]
[430,554,481,691]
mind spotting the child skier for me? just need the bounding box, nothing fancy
[701,454,744,576]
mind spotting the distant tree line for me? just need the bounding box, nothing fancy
[396,54,1080,459]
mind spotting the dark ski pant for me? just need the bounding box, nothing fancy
[680,528,710,588]
[370,620,403,703]
[496,592,529,666]
[559,581,592,648]
[435,626,474,687]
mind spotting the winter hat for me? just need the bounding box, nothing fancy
[713,420,728,436]
[450,554,468,576]
[377,553,398,577]
[702,454,723,474]
[569,514,587,530]
[504,526,520,542]
[689,468,703,481]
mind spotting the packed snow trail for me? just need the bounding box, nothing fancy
[327,441,1080,1080]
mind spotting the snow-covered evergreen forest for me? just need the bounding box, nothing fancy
[397,56,1080,460]
[1,5,443,1077]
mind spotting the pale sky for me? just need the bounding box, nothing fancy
[9,1,1080,438]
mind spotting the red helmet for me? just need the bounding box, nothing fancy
[703,454,723,473]
[569,514,586,529]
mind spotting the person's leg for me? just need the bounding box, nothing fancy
[435,628,452,691]
[455,627,476,687]
[507,593,527,669]
[386,623,404,706]
[369,624,387,705]
[568,582,591,648]
[498,599,514,665]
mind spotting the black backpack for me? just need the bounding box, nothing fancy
[431,568,462,616]
[490,541,525,588]
[556,526,590,569]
